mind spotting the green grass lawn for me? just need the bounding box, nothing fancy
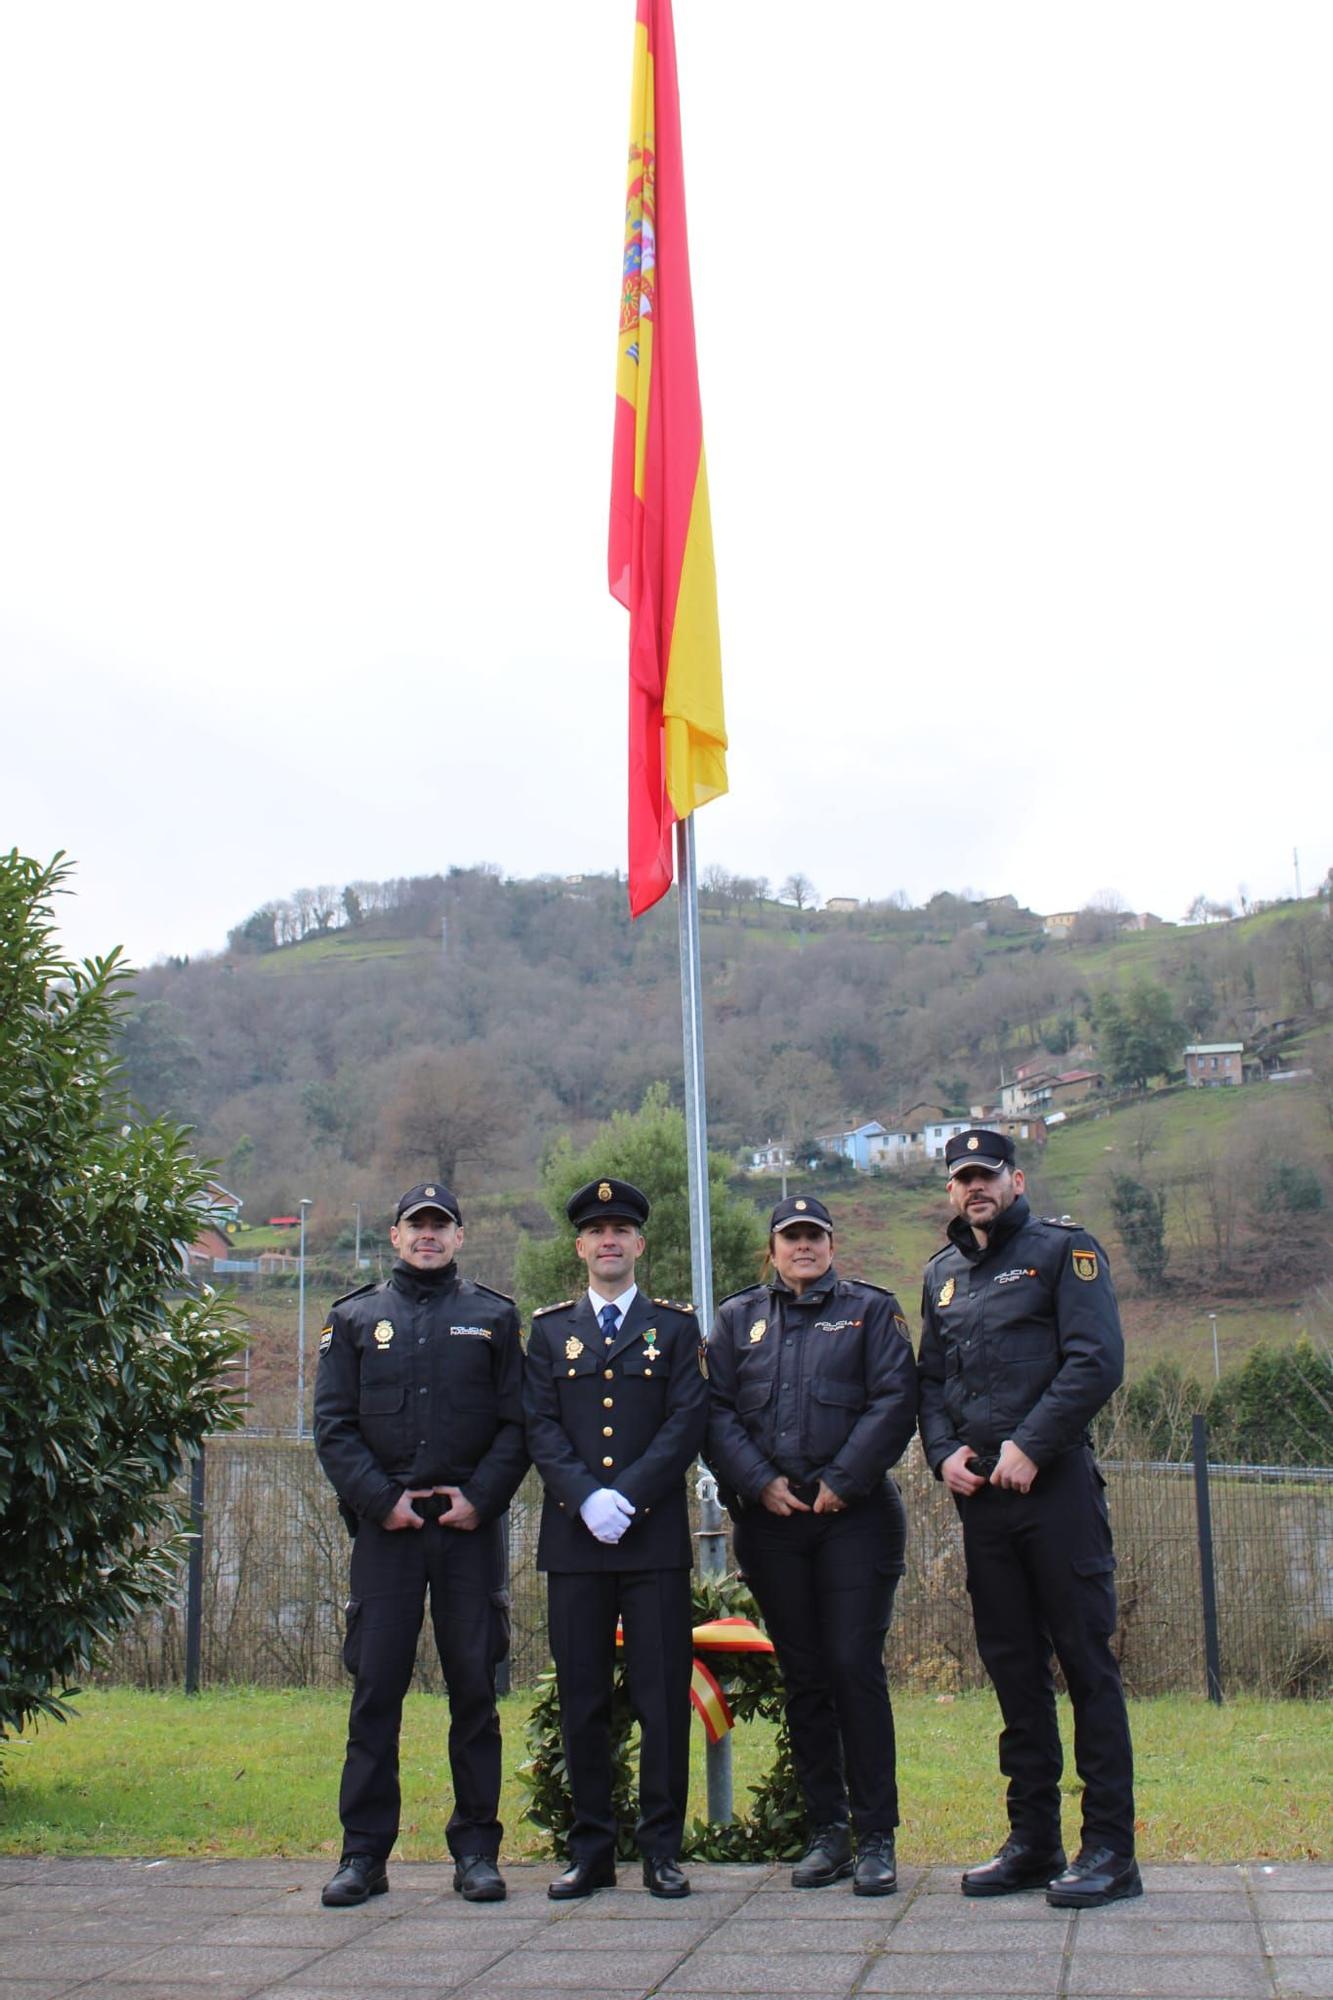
[2,1689,1326,1863]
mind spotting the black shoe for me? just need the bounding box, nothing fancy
[1046,1847,1142,1908]
[453,1854,506,1902]
[853,1832,897,1897]
[962,1836,1066,1898]
[547,1857,617,1900]
[321,1855,389,1907]
[642,1856,690,1899]
[792,1824,853,1888]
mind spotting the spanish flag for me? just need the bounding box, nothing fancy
[610,0,728,918]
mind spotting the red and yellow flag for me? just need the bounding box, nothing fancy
[610,0,727,918]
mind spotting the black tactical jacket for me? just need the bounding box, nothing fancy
[917,1196,1123,1473]
[313,1260,527,1528]
[705,1269,918,1508]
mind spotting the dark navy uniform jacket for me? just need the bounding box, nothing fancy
[314,1261,527,1528]
[705,1269,918,1509]
[524,1289,708,1572]
[917,1195,1123,1472]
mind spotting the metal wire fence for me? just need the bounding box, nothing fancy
[97,1438,1333,1701]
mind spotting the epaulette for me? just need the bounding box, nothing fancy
[654,1296,696,1314]
[925,1243,954,1265]
[330,1280,380,1309]
[1041,1215,1080,1229]
[531,1299,574,1317]
[465,1278,518,1305]
[842,1277,899,1298]
[716,1284,762,1309]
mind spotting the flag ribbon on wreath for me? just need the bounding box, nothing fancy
[615,1614,773,1743]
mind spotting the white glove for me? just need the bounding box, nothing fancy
[579,1488,636,1543]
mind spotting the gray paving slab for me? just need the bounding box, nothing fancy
[1272,1962,1333,1998]
[657,1954,872,1993]
[1260,1894,1333,1921]
[466,1948,687,1989]
[860,1949,1067,1993]
[1064,1953,1274,1997]
[1265,1925,1333,1955]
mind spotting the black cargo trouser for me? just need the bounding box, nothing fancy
[957,1444,1135,1853]
[733,1478,906,1835]
[339,1515,509,1862]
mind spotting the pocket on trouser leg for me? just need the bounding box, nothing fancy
[489,1589,511,1667]
[341,1598,362,1678]
[1071,1554,1118,1638]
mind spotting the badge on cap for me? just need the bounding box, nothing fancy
[374,1319,394,1347]
[938,1278,955,1308]
[425,1185,436,1197]
[967,1137,979,1152]
[795,1199,808,1211]
[598,1181,612,1202]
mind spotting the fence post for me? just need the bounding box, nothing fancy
[185,1445,206,1696]
[696,1467,734,1824]
[1190,1415,1223,1704]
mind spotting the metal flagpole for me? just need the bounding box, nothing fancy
[674,811,733,1823]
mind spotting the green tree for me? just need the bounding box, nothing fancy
[1095,980,1181,1089]
[1102,1360,1206,1459]
[514,1085,766,1319]
[1206,1339,1333,1465]
[1108,1173,1170,1291]
[0,852,243,1750]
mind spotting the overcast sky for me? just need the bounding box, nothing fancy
[3,1,1329,968]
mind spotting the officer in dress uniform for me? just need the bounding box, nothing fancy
[917,1129,1140,1909]
[314,1183,527,1909]
[524,1178,709,1901]
[706,1195,918,1896]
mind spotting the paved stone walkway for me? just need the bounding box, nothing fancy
[0,1857,1329,2000]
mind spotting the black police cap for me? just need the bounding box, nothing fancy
[394,1182,463,1225]
[566,1177,650,1230]
[769,1193,834,1235]
[943,1129,1016,1176]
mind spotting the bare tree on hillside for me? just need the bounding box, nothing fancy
[780,873,817,913]
[380,1049,520,1187]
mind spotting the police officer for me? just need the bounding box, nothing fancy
[524,1178,708,1901]
[918,1130,1140,1908]
[706,1195,918,1896]
[314,1183,527,1908]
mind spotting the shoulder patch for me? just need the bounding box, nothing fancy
[892,1313,912,1339]
[531,1299,575,1318]
[330,1280,380,1309]
[319,1324,334,1353]
[654,1297,696,1314]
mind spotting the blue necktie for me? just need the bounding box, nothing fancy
[599,1302,620,1346]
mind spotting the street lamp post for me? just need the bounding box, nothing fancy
[297,1198,313,1437]
[1208,1312,1220,1382]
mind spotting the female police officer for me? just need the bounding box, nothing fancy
[705,1196,917,1894]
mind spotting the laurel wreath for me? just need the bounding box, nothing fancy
[517,1569,804,1862]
